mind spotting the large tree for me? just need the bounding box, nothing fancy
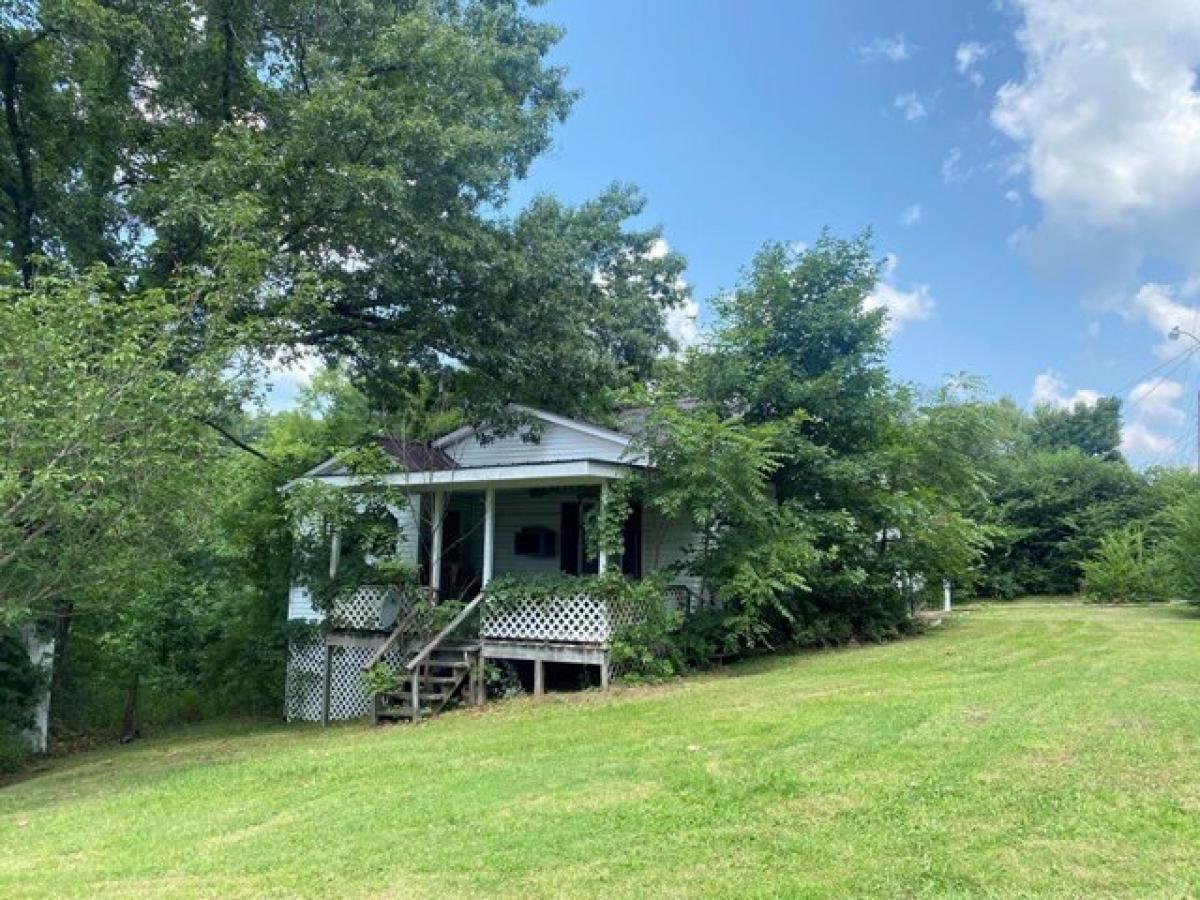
[647,234,992,648]
[0,0,686,416]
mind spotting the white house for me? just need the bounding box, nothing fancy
[285,405,700,724]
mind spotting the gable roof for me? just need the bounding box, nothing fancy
[432,404,632,451]
[296,406,633,483]
[375,437,459,471]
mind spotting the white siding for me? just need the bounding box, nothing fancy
[287,497,422,622]
[642,507,702,597]
[394,494,421,566]
[492,491,568,577]
[442,421,629,468]
[288,585,323,622]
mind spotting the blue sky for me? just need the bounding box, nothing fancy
[268,1,1200,466]
[503,0,1200,467]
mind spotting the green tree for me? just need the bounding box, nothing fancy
[1028,397,1122,460]
[647,234,991,649]
[1081,526,1168,604]
[980,448,1146,596]
[0,1,687,416]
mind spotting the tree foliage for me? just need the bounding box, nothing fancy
[0,1,686,416]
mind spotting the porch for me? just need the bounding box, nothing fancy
[285,474,696,723]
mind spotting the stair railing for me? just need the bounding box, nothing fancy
[403,592,485,721]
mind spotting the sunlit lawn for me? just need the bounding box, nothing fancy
[4,601,1200,898]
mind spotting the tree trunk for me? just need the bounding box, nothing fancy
[120,672,140,743]
[1,46,37,286]
[45,598,74,746]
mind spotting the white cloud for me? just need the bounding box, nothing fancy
[1029,369,1187,464]
[1029,370,1102,409]
[1128,282,1200,355]
[900,203,923,227]
[856,33,914,63]
[864,254,935,336]
[665,297,700,350]
[263,350,323,411]
[647,238,699,351]
[1120,379,1188,464]
[941,146,969,184]
[893,92,927,122]
[1121,421,1174,459]
[993,1,1200,269]
[955,41,990,87]
[1128,378,1186,424]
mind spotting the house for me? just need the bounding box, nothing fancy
[284,405,700,724]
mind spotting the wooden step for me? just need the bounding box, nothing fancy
[376,706,431,719]
[381,696,451,710]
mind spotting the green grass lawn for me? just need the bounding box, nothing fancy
[4,602,1200,898]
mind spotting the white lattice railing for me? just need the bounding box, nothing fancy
[480,593,650,645]
[330,584,433,632]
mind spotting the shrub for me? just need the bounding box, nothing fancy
[483,662,524,699]
[0,630,42,771]
[609,604,684,683]
[1081,527,1168,603]
[1161,492,1200,604]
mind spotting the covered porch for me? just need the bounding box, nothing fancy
[286,460,694,723]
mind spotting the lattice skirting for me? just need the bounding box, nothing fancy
[480,593,656,644]
[481,593,612,643]
[285,636,404,722]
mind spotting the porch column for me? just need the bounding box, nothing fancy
[482,488,496,587]
[328,528,341,578]
[597,481,610,574]
[429,490,446,596]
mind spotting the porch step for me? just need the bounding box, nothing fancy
[381,696,451,710]
[376,705,432,720]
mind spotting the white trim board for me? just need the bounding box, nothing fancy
[304,459,636,492]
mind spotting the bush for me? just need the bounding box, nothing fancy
[0,630,42,772]
[0,731,31,775]
[1081,527,1168,603]
[1161,492,1200,604]
[0,630,41,731]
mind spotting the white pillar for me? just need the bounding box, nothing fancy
[328,529,341,578]
[430,491,446,595]
[482,488,496,588]
[597,481,609,574]
[943,579,952,613]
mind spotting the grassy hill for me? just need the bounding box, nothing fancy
[4,602,1200,898]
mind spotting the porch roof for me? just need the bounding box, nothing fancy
[305,458,638,492]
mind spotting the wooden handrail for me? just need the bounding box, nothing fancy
[364,604,422,670]
[405,593,484,672]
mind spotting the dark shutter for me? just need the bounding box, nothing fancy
[621,502,643,578]
[560,502,580,575]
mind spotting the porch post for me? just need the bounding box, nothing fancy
[328,529,341,578]
[597,481,609,574]
[482,488,496,587]
[429,490,446,596]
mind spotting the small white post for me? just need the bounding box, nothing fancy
[430,491,446,596]
[328,529,341,578]
[943,579,952,613]
[482,488,496,588]
[597,481,609,574]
